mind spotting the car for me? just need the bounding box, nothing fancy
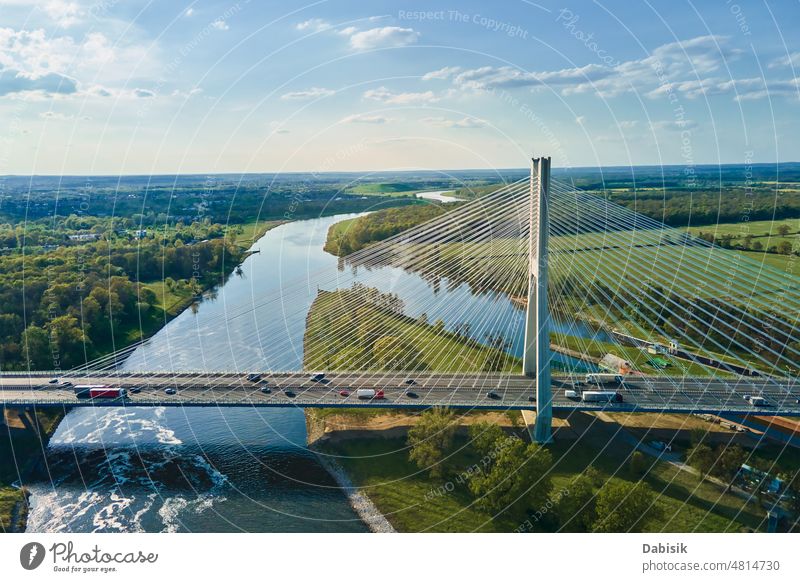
[247,373,262,382]
[164,387,177,395]
[260,386,271,394]
[48,378,59,384]
[339,389,350,397]
[404,378,415,385]
[58,381,73,388]
[528,395,536,402]
[309,372,326,382]
[284,390,296,398]
[129,386,142,394]
[405,390,419,399]
[613,392,624,403]
[374,390,385,400]
[743,394,751,401]
[796,398,800,404]
[486,390,501,400]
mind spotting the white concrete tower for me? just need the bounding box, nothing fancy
[522,156,553,444]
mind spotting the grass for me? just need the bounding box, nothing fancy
[0,487,26,532]
[304,288,520,373]
[345,183,420,196]
[231,219,285,249]
[321,436,520,532]
[318,423,765,532]
[553,333,723,377]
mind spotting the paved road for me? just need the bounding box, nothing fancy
[1,371,799,414]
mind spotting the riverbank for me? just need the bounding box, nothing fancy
[305,408,769,532]
[1,408,64,532]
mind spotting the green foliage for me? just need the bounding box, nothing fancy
[0,216,246,369]
[468,436,553,520]
[324,204,447,256]
[687,443,716,478]
[629,451,651,476]
[468,422,507,457]
[556,474,597,532]
[407,408,458,478]
[592,480,662,532]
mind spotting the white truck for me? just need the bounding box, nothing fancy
[585,373,624,385]
[582,391,623,403]
[750,396,768,407]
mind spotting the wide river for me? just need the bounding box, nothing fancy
[25,212,605,532]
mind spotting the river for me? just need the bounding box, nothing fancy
[25,211,606,532]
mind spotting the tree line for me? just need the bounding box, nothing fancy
[408,409,663,532]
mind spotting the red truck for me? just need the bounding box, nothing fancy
[75,385,127,399]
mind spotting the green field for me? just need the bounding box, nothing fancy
[319,427,765,532]
[304,287,520,373]
[346,183,420,196]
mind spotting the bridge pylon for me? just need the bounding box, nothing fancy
[522,156,553,444]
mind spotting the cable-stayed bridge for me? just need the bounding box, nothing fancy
[3,157,799,443]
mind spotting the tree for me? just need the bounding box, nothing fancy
[778,470,800,522]
[482,334,511,371]
[469,436,553,520]
[407,408,457,478]
[21,326,50,369]
[777,241,794,255]
[713,445,747,491]
[592,481,661,533]
[629,451,650,476]
[373,335,425,371]
[468,421,507,457]
[556,474,597,532]
[777,224,791,236]
[687,443,715,478]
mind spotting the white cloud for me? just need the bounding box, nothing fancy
[618,120,639,129]
[341,113,391,124]
[769,52,800,69]
[346,26,419,50]
[364,86,438,104]
[280,87,335,100]
[440,35,797,102]
[575,116,586,125]
[0,69,77,96]
[296,18,330,32]
[422,66,461,81]
[650,119,699,131]
[422,116,487,128]
[185,7,195,17]
[211,19,229,31]
[134,88,155,98]
[39,110,73,120]
[44,0,80,28]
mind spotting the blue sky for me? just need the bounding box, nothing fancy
[0,0,798,174]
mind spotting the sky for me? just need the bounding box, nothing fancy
[0,0,798,174]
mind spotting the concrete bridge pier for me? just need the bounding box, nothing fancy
[522,156,553,444]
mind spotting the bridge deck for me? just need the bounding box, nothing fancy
[2,372,799,416]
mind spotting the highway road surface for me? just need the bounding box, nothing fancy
[1,371,799,415]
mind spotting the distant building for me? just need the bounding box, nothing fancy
[133,229,147,238]
[68,233,100,241]
[600,353,633,374]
